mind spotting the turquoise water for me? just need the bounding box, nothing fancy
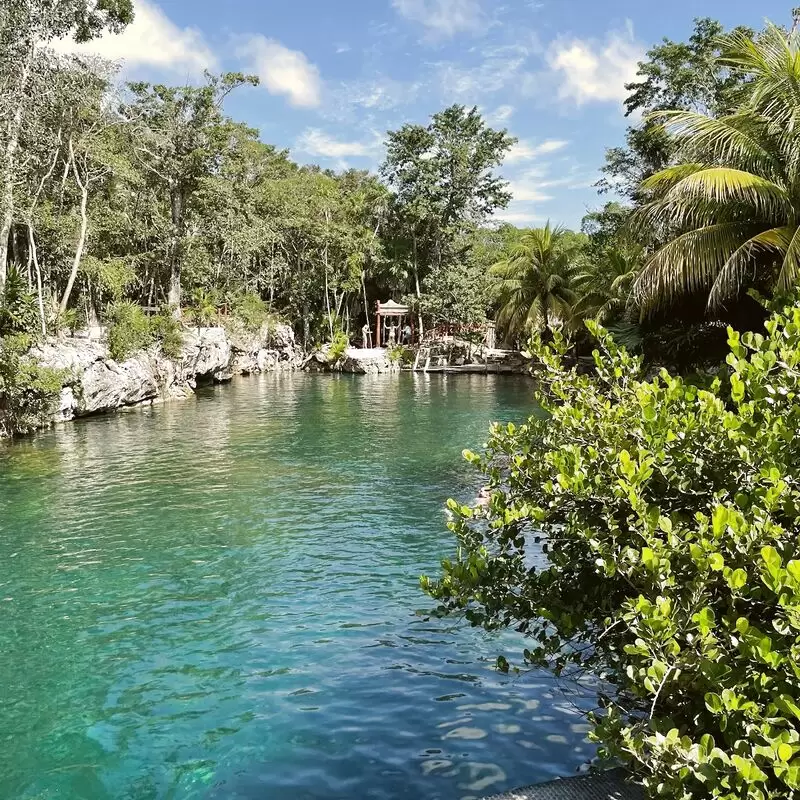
[0,373,595,800]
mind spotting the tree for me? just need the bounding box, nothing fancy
[381,105,515,333]
[491,224,583,341]
[574,246,642,323]
[0,0,134,290]
[121,72,258,310]
[598,18,753,200]
[632,24,800,315]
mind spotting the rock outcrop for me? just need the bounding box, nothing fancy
[340,347,400,374]
[30,322,303,425]
[303,346,401,375]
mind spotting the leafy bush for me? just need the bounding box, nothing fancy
[106,303,184,361]
[387,343,412,365]
[424,300,800,800]
[232,293,271,332]
[150,310,183,360]
[0,334,64,436]
[189,288,220,328]
[327,330,349,363]
[0,266,39,337]
[106,301,153,361]
[54,307,80,336]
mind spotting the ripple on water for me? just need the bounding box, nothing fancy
[0,373,597,800]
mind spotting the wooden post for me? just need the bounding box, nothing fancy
[375,302,381,348]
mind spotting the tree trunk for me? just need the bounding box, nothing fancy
[27,223,46,337]
[302,303,310,350]
[86,276,100,328]
[412,234,424,340]
[361,271,370,329]
[0,41,35,292]
[323,209,333,339]
[60,147,89,315]
[324,244,333,340]
[168,187,184,312]
[269,242,275,309]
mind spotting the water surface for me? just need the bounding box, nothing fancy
[0,373,595,800]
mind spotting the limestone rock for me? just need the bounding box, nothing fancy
[18,321,305,434]
[340,348,400,375]
[78,354,160,414]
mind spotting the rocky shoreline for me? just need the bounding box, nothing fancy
[2,326,531,437]
[28,322,304,427]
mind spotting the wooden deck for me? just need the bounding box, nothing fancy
[482,770,643,800]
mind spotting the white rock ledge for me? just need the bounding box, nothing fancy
[27,322,303,426]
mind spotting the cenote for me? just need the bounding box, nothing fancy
[0,373,595,800]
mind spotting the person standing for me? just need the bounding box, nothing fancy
[361,322,371,349]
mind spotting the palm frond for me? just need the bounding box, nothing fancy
[664,168,791,219]
[708,226,793,308]
[634,223,764,314]
[651,110,783,180]
[778,225,800,292]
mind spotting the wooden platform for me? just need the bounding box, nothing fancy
[482,770,643,800]
[413,363,523,374]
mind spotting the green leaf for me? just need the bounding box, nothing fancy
[762,545,782,574]
[708,553,725,572]
[706,692,723,713]
[728,568,747,590]
[778,743,793,762]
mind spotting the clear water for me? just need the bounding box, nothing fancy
[0,373,595,800]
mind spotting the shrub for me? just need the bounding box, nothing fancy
[106,303,184,361]
[424,300,800,800]
[106,301,153,361]
[387,343,407,364]
[0,334,64,436]
[150,311,183,360]
[327,330,349,363]
[0,266,39,337]
[190,288,220,328]
[232,293,270,332]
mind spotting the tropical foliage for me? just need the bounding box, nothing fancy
[634,24,800,315]
[574,246,642,323]
[491,225,584,340]
[426,298,800,800]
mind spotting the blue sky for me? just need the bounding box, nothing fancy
[62,0,792,228]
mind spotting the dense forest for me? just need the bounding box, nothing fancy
[1,2,798,369]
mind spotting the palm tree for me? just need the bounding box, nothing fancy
[491,223,580,341]
[574,246,642,323]
[633,24,800,314]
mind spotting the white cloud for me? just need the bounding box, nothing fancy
[506,139,568,163]
[238,35,322,108]
[506,181,553,203]
[485,104,515,125]
[392,0,485,38]
[50,0,216,73]
[547,25,644,105]
[340,78,421,111]
[295,128,383,160]
[435,44,529,99]
[493,210,546,225]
